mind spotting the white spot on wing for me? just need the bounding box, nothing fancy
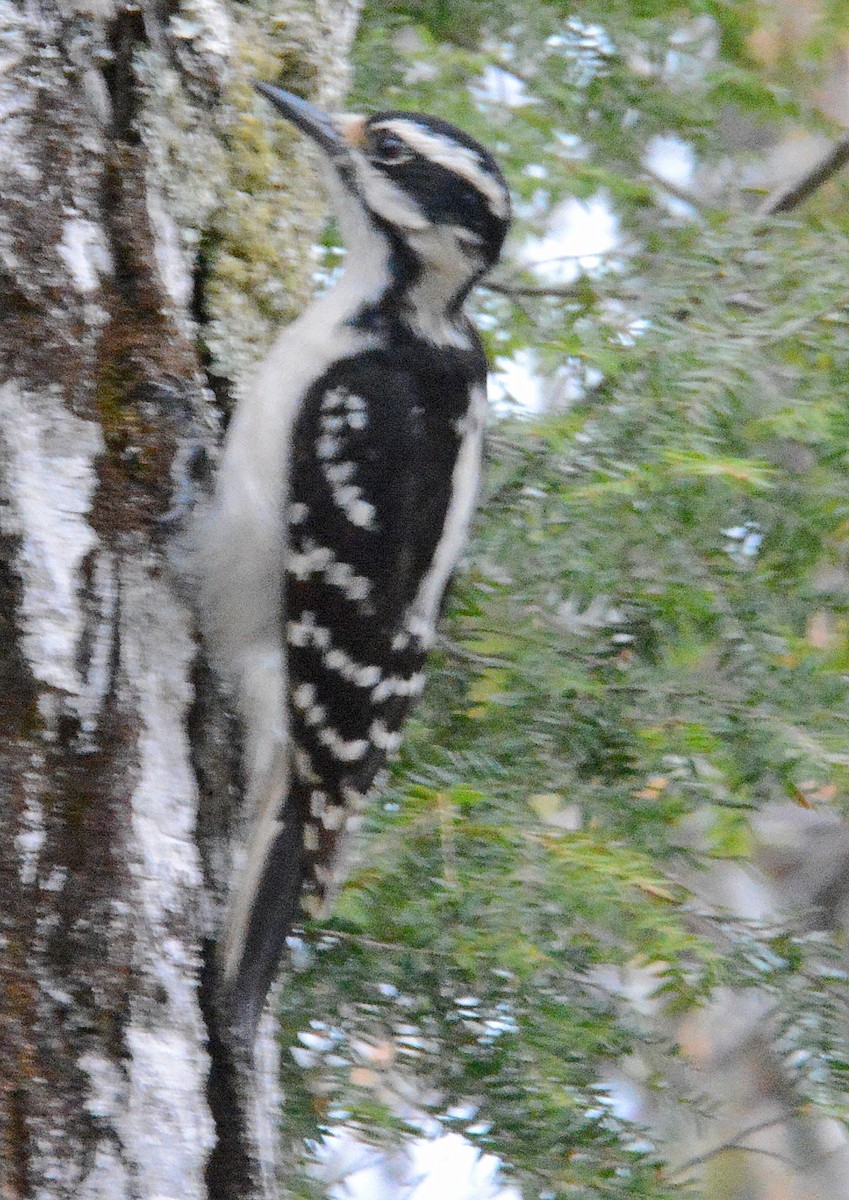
[288,618,385,688]
[317,727,369,761]
[322,804,345,830]
[341,785,368,809]
[288,539,373,601]
[325,560,372,601]
[294,747,318,782]
[372,672,426,702]
[289,544,333,580]
[314,404,378,530]
[292,683,316,710]
[317,435,340,460]
[321,388,348,412]
[347,498,376,528]
[369,719,402,753]
[325,461,356,484]
[304,702,328,727]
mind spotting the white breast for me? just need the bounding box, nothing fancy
[196,272,380,809]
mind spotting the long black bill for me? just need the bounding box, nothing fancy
[253,83,348,157]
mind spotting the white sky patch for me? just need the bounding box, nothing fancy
[520,192,621,283]
[599,298,650,347]
[555,130,589,160]
[644,134,697,217]
[471,65,537,109]
[315,1131,520,1200]
[645,134,695,188]
[490,351,546,415]
[593,1074,644,1123]
[510,186,550,224]
[406,1135,520,1200]
[487,188,630,416]
[490,354,604,416]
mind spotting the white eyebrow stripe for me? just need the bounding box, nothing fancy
[372,119,510,219]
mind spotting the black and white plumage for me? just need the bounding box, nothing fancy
[200,84,510,1037]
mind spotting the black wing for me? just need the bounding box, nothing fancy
[228,345,482,1032]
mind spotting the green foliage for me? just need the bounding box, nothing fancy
[276,1,849,1196]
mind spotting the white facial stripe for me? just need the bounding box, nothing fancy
[353,158,430,230]
[452,225,485,247]
[402,224,477,348]
[372,119,510,219]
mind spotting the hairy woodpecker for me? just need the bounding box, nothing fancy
[200,83,510,1037]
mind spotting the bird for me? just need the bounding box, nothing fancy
[198,82,511,1039]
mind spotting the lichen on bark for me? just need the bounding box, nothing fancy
[139,0,362,390]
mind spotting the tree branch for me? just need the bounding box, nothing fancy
[669,1116,792,1178]
[758,131,849,216]
[483,279,586,299]
[482,278,641,302]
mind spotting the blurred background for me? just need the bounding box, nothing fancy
[256,2,849,1197]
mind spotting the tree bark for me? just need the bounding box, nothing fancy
[0,0,360,1194]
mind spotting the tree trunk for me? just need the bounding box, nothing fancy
[0,0,360,1194]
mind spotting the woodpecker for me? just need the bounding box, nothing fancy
[200,83,510,1038]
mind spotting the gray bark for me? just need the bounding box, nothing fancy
[0,0,359,1194]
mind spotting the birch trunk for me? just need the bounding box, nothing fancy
[0,0,360,1194]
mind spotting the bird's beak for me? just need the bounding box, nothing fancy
[253,83,366,158]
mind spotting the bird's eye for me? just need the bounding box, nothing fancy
[371,131,412,165]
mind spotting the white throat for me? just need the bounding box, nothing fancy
[329,169,477,348]
[403,225,478,348]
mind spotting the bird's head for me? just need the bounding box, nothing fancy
[255,84,511,327]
